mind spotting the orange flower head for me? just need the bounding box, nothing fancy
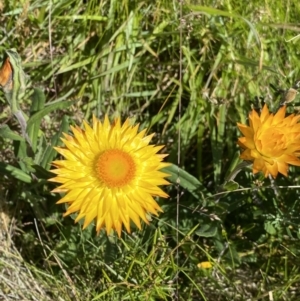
[237,104,300,178]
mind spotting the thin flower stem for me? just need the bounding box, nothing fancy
[225,161,252,183]
[215,161,252,202]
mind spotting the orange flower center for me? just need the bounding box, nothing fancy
[257,127,286,157]
[96,149,136,188]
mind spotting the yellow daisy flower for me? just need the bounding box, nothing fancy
[49,115,170,236]
[237,104,300,178]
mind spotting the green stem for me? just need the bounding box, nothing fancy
[225,161,252,183]
[215,161,252,202]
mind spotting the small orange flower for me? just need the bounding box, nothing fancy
[237,104,300,178]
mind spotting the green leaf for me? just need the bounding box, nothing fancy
[27,87,46,151]
[223,180,239,191]
[32,164,54,179]
[195,223,218,237]
[34,134,48,165]
[0,125,25,141]
[264,221,277,235]
[21,156,36,173]
[27,99,75,129]
[40,115,70,169]
[210,104,227,186]
[104,237,119,264]
[57,15,107,21]
[13,140,34,173]
[57,56,96,74]
[0,162,32,183]
[162,164,211,200]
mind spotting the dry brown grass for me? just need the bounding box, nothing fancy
[0,195,56,301]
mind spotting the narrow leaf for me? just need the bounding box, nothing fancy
[0,125,25,141]
[27,99,75,129]
[0,162,32,183]
[162,164,211,200]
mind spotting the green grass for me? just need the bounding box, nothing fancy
[1,0,300,300]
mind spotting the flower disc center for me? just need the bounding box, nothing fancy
[96,149,136,188]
